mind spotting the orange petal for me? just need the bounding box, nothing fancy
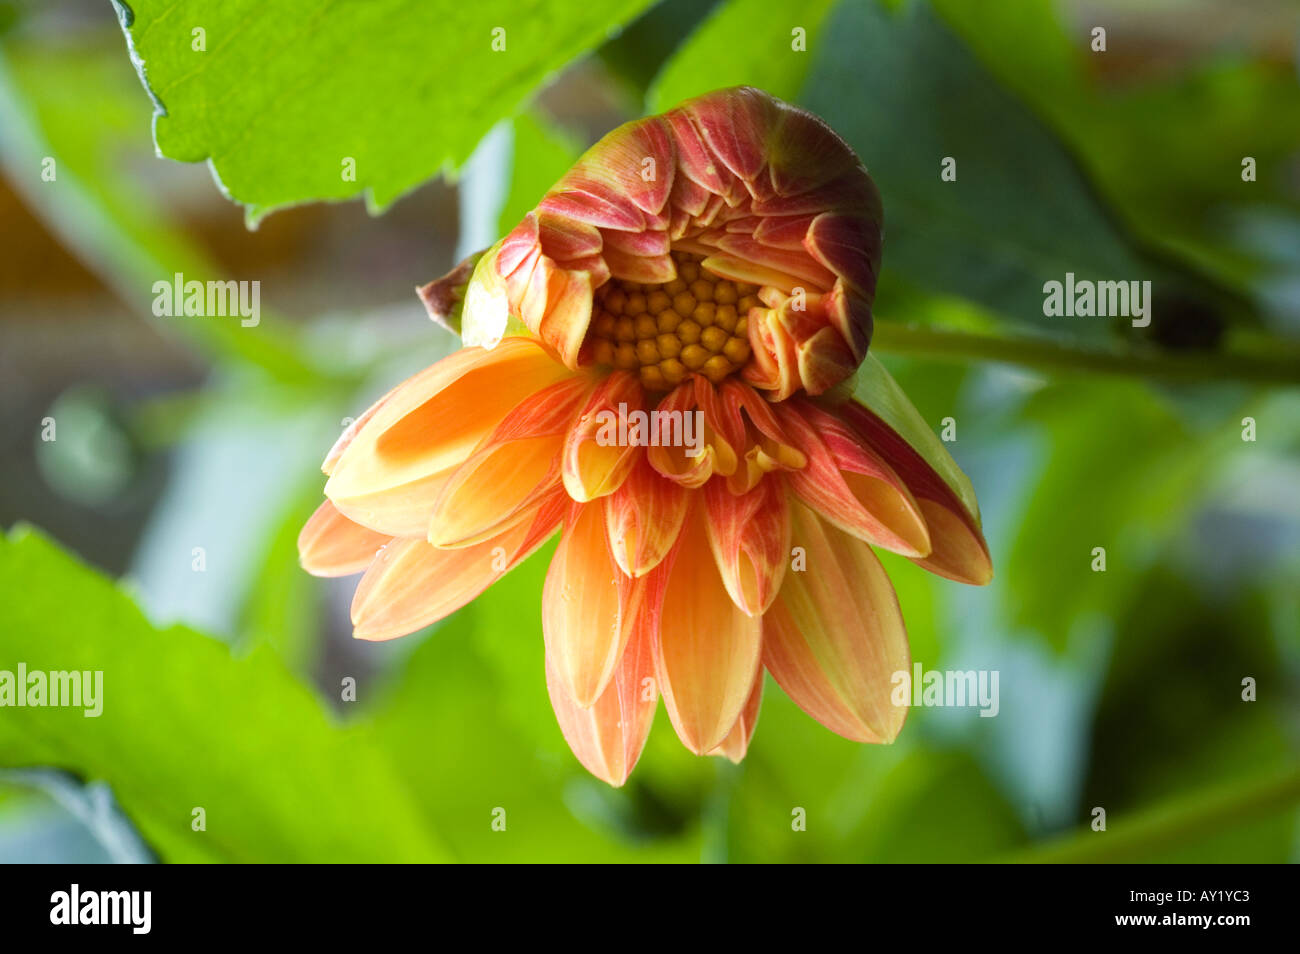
[762,502,909,743]
[707,669,763,763]
[603,453,691,578]
[562,371,643,502]
[838,400,993,585]
[653,503,762,754]
[322,384,398,476]
[703,476,790,616]
[542,502,639,707]
[351,489,565,641]
[645,379,738,488]
[535,267,596,370]
[298,500,390,577]
[914,498,993,586]
[428,376,591,547]
[777,401,931,558]
[546,589,660,787]
[325,338,570,535]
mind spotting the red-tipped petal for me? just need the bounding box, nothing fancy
[777,401,931,558]
[838,400,992,585]
[684,86,774,185]
[562,372,643,501]
[703,476,791,617]
[604,453,691,578]
[645,379,737,488]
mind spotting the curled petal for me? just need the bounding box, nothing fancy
[564,116,675,218]
[452,87,883,397]
[646,379,738,488]
[763,502,909,743]
[604,454,691,578]
[715,233,835,289]
[703,477,790,616]
[537,210,604,261]
[535,268,597,371]
[684,85,772,185]
[653,503,762,754]
[562,371,643,501]
[298,500,390,577]
[325,337,569,536]
[700,253,804,296]
[718,379,806,494]
[416,250,483,336]
[805,212,880,304]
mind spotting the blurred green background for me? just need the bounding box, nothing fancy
[1,0,1298,862]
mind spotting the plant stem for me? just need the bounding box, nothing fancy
[871,323,1300,387]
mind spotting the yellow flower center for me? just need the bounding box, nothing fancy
[587,251,760,391]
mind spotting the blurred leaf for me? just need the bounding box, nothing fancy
[648,0,838,112]
[0,37,329,385]
[1082,567,1297,862]
[127,374,338,638]
[934,0,1300,298]
[496,112,582,237]
[236,475,326,671]
[853,748,1026,861]
[1003,380,1248,652]
[1007,766,1300,863]
[802,0,1145,335]
[0,526,447,862]
[598,0,723,103]
[113,0,657,221]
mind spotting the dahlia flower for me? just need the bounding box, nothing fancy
[299,87,991,785]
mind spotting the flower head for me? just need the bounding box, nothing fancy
[430,86,882,400]
[302,87,991,785]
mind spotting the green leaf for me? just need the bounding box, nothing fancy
[648,0,838,113]
[802,0,1145,333]
[0,526,448,862]
[114,0,657,222]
